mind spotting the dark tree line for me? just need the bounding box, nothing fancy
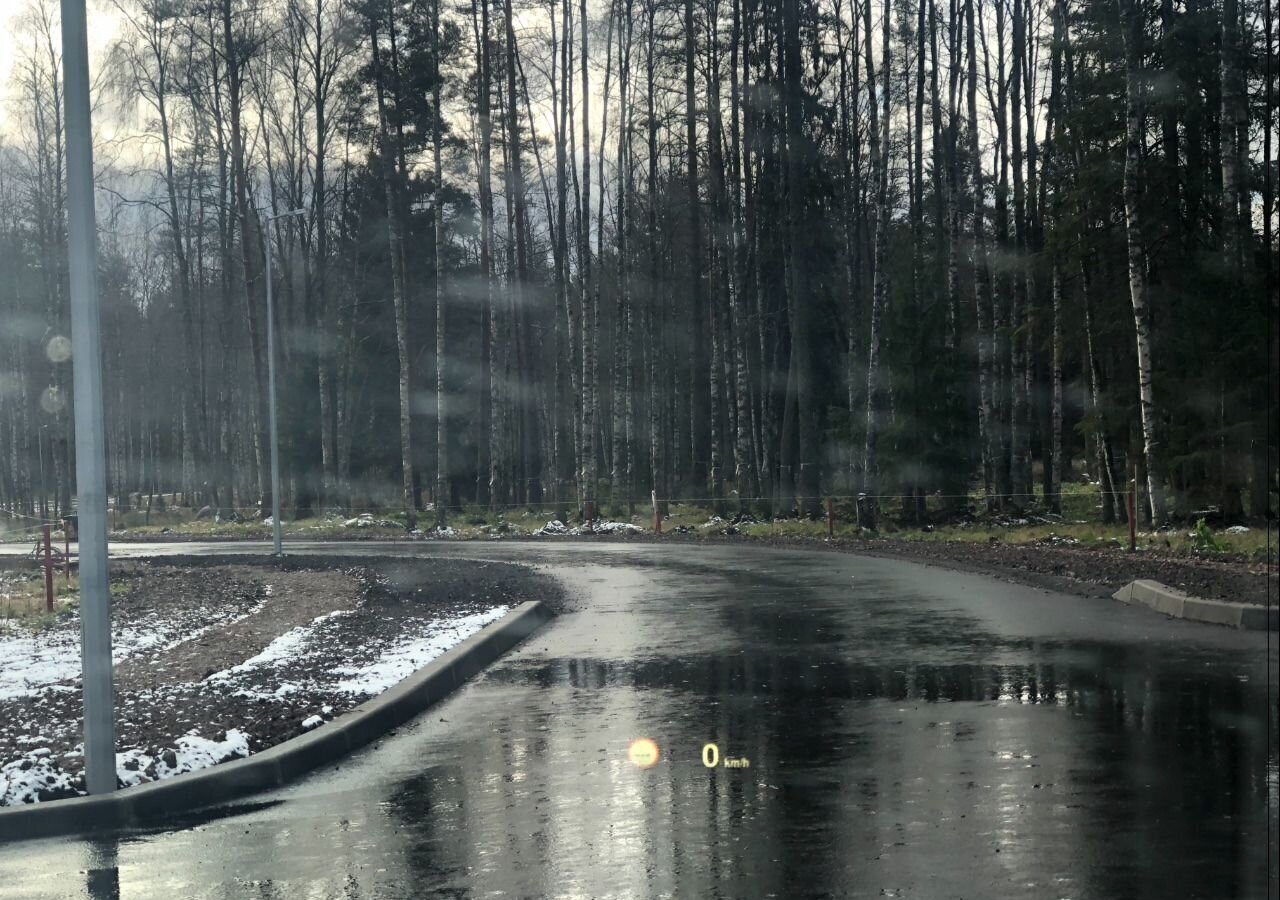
[0,0,1275,528]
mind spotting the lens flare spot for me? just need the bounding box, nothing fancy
[46,335,72,363]
[40,386,66,414]
[628,738,660,769]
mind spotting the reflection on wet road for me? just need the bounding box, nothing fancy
[0,542,1275,899]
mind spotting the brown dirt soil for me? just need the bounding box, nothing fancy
[115,566,361,689]
[1,556,561,804]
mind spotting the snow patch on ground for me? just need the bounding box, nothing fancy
[0,750,77,805]
[1,625,213,703]
[590,520,643,534]
[535,519,642,536]
[115,729,251,790]
[344,514,400,528]
[2,589,511,805]
[208,609,354,681]
[330,607,508,696]
[1,589,271,702]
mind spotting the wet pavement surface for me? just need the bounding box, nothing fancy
[0,541,1275,899]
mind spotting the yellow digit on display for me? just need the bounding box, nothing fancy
[702,743,720,768]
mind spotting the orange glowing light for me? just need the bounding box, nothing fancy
[628,738,661,768]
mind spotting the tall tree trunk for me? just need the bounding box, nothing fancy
[222,0,271,517]
[784,0,817,516]
[969,0,995,507]
[505,0,538,505]
[982,0,1012,507]
[580,0,596,521]
[1218,0,1249,520]
[863,0,892,525]
[1260,0,1277,517]
[1047,0,1066,514]
[473,0,500,508]
[311,6,337,513]
[708,0,731,513]
[1117,0,1167,523]
[551,0,572,514]
[1082,257,1119,523]
[1010,0,1030,505]
[729,0,755,508]
[370,13,416,529]
[612,0,635,514]
[644,0,666,512]
[433,0,448,525]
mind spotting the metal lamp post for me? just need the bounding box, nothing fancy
[61,0,114,794]
[262,208,305,557]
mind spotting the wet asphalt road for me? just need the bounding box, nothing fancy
[0,541,1275,899]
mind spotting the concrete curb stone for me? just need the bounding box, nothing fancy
[0,600,552,842]
[1112,580,1276,630]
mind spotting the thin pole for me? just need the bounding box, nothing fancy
[43,524,54,612]
[266,217,283,557]
[61,0,115,796]
[1128,480,1137,552]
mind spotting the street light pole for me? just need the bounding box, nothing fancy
[61,0,114,794]
[262,208,305,558]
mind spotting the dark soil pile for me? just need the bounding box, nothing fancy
[0,557,560,804]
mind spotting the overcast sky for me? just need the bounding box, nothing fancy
[0,1,120,133]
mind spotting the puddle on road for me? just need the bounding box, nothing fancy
[0,548,1273,900]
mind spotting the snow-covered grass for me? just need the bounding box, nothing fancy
[331,606,508,696]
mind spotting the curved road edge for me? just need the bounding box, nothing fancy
[0,599,554,843]
[1112,579,1278,630]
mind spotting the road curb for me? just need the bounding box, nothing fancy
[1112,580,1277,630]
[0,600,552,842]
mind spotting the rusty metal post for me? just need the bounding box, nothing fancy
[827,497,834,537]
[42,524,54,611]
[1127,484,1137,552]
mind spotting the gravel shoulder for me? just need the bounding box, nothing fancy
[619,531,1277,606]
[1,556,561,805]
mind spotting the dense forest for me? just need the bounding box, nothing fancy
[0,0,1274,529]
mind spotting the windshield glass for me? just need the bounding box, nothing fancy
[0,0,1276,896]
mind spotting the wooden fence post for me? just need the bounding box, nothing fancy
[42,524,54,612]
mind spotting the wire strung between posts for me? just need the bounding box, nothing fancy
[647,490,1138,504]
[0,508,56,523]
[3,486,1141,530]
